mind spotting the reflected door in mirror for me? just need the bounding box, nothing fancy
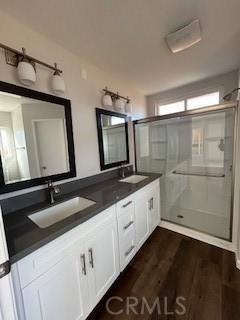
[33,119,69,177]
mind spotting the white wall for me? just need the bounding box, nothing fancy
[236,72,240,267]
[0,10,146,198]
[0,111,20,181]
[146,70,239,116]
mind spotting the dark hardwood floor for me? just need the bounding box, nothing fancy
[89,227,240,320]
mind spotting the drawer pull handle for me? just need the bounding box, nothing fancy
[88,248,94,268]
[151,197,154,210]
[122,201,133,208]
[80,254,87,275]
[123,220,134,230]
[125,245,135,257]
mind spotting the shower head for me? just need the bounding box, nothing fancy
[223,88,240,101]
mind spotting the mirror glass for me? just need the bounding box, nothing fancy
[0,91,69,184]
[96,108,129,170]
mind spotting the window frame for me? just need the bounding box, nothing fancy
[155,86,223,116]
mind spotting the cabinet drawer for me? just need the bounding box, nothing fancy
[117,209,135,240]
[119,227,136,271]
[117,195,134,217]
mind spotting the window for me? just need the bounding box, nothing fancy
[111,116,124,125]
[158,101,185,116]
[157,91,220,116]
[187,91,220,110]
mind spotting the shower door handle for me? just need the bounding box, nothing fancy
[172,170,225,178]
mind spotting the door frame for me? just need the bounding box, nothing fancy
[32,118,69,177]
[133,102,239,248]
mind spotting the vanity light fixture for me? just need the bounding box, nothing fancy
[125,97,132,114]
[51,63,65,94]
[115,93,125,112]
[102,87,131,113]
[0,43,64,94]
[102,87,113,107]
[17,48,36,86]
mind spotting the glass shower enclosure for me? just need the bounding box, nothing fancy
[134,105,236,240]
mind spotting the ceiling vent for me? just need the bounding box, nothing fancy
[166,19,202,53]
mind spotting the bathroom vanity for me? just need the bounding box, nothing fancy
[0,80,161,320]
[6,174,160,320]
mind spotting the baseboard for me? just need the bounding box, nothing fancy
[236,254,240,270]
[159,220,235,252]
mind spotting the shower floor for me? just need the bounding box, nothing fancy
[161,176,232,240]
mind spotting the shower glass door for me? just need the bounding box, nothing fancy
[135,107,235,240]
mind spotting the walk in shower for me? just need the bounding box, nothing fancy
[134,104,236,240]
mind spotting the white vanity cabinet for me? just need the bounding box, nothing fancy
[147,180,160,233]
[85,215,119,310]
[13,206,119,320]
[12,178,160,320]
[21,248,89,320]
[117,179,160,270]
[135,188,149,249]
[135,179,160,251]
[116,195,136,271]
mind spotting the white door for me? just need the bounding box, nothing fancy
[33,119,68,177]
[22,251,89,320]
[135,189,149,249]
[86,220,119,309]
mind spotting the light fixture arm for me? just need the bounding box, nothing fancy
[0,43,63,73]
[103,87,130,102]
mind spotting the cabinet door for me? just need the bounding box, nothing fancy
[135,188,149,250]
[22,251,89,320]
[148,183,160,233]
[86,219,119,309]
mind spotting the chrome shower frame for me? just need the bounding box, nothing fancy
[133,102,238,242]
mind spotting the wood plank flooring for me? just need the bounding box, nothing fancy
[88,227,240,320]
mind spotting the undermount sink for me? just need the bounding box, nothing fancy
[28,197,96,229]
[119,175,148,184]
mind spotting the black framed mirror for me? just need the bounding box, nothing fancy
[96,108,129,170]
[0,81,76,194]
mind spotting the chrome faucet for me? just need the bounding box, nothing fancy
[119,164,130,178]
[46,180,60,204]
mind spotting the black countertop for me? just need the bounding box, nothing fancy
[3,172,161,264]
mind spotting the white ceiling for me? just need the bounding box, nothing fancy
[1,0,240,95]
